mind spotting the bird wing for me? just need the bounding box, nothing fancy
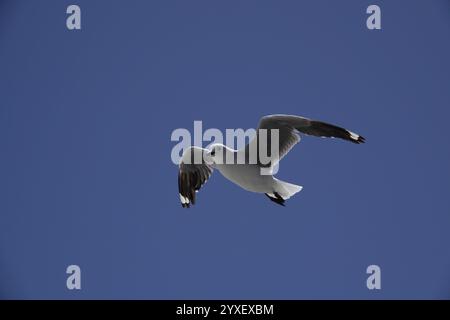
[178,146,214,208]
[245,114,365,167]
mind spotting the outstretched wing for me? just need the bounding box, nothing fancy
[178,146,213,208]
[245,114,365,166]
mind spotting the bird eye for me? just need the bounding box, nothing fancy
[210,148,216,156]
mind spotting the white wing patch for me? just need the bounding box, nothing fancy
[349,131,360,142]
[179,194,190,205]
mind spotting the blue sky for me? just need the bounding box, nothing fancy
[1,0,450,299]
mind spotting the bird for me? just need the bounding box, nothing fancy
[178,114,365,208]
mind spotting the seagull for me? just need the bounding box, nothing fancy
[178,114,365,208]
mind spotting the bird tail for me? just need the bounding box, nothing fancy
[274,179,303,200]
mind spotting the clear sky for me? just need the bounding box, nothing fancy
[1,0,450,299]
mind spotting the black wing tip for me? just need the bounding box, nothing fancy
[181,199,193,208]
[179,192,195,208]
[348,132,366,144]
[265,193,286,206]
[352,137,366,144]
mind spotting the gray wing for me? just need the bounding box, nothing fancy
[245,114,365,166]
[178,147,213,208]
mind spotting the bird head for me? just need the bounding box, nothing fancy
[208,143,232,165]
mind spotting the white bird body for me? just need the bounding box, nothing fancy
[211,146,302,198]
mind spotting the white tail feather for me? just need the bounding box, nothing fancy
[274,179,303,200]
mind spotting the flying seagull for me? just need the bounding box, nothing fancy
[178,114,365,208]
